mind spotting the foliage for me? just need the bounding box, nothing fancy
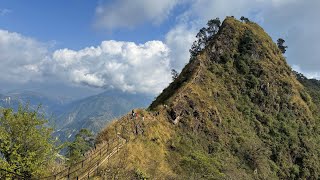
[134,168,150,180]
[189,18,221,58]
[171,69,179,81]
[66,128,94,164]
[277,38,288,54]
[96,17,320,179]
[207,18,221,37]
[240,16,250,23]
[295,71,320,109]
[0,105,57,178]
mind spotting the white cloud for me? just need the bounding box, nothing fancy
[0,29,47,83]
[2,0,320,96]
[95,0,180,30]
[49,40,171,94]
[165,24,196,71]
[0,30,172,95]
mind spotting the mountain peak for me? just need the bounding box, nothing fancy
[97,17,320,179]
[150,17,291,110]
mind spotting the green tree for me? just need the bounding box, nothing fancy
[207,18,221,37]
[240,16,250,23]
[0,105,57,178]
[190,18,221,58]
[277,38,288,54]
[171,69,179,81]
[196,27,208,49]
[66,128,94,164]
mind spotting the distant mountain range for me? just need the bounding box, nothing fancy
[0,90,153,142]
[54,90,152,141]
[0,90,69,114]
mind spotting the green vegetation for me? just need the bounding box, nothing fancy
[66,128,94,164]
[277,38,288,54]
[295,71,320,107]
[0,105,58,178]
[2,16,315,179]
[190,17,221,58]
[171,69,179,81]
[95,17,320,179]
[240,16,250,23]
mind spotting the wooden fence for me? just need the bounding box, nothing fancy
[0,136,124,180]
[42,136,124,180]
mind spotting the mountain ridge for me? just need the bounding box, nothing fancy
[96,17,320,179]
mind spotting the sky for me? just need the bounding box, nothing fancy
[0,0,319,98]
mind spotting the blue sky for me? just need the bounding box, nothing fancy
[0,0,319,98]
[0,0,179,49]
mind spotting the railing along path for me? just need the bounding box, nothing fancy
[0,115,142,180]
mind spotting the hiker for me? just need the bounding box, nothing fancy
[131,109,135,119]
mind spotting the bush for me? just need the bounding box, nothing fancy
[135,168,150,180]
[235,59,250,74]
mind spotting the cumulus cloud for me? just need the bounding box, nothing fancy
[0,29,172,95]
[165,24,196,71]
[48,40,171,94]
[2,0,320,96]
[0,29,47,83]
[95,0,180,30]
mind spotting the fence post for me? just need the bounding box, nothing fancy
[67,167,70,179]
[97,162,99,175]
[117,135,120,152]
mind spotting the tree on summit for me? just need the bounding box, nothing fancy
[207,18,221,37]
[171,69,179,81]
[190,18,221,58]
[240,16,250,23]
[277,38,288,54]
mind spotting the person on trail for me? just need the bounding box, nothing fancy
[131,109,135,119]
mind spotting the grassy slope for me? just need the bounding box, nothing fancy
[95,17,320,179]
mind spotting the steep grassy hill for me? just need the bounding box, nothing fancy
[295,72,320,110]
[95,17,320,179]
